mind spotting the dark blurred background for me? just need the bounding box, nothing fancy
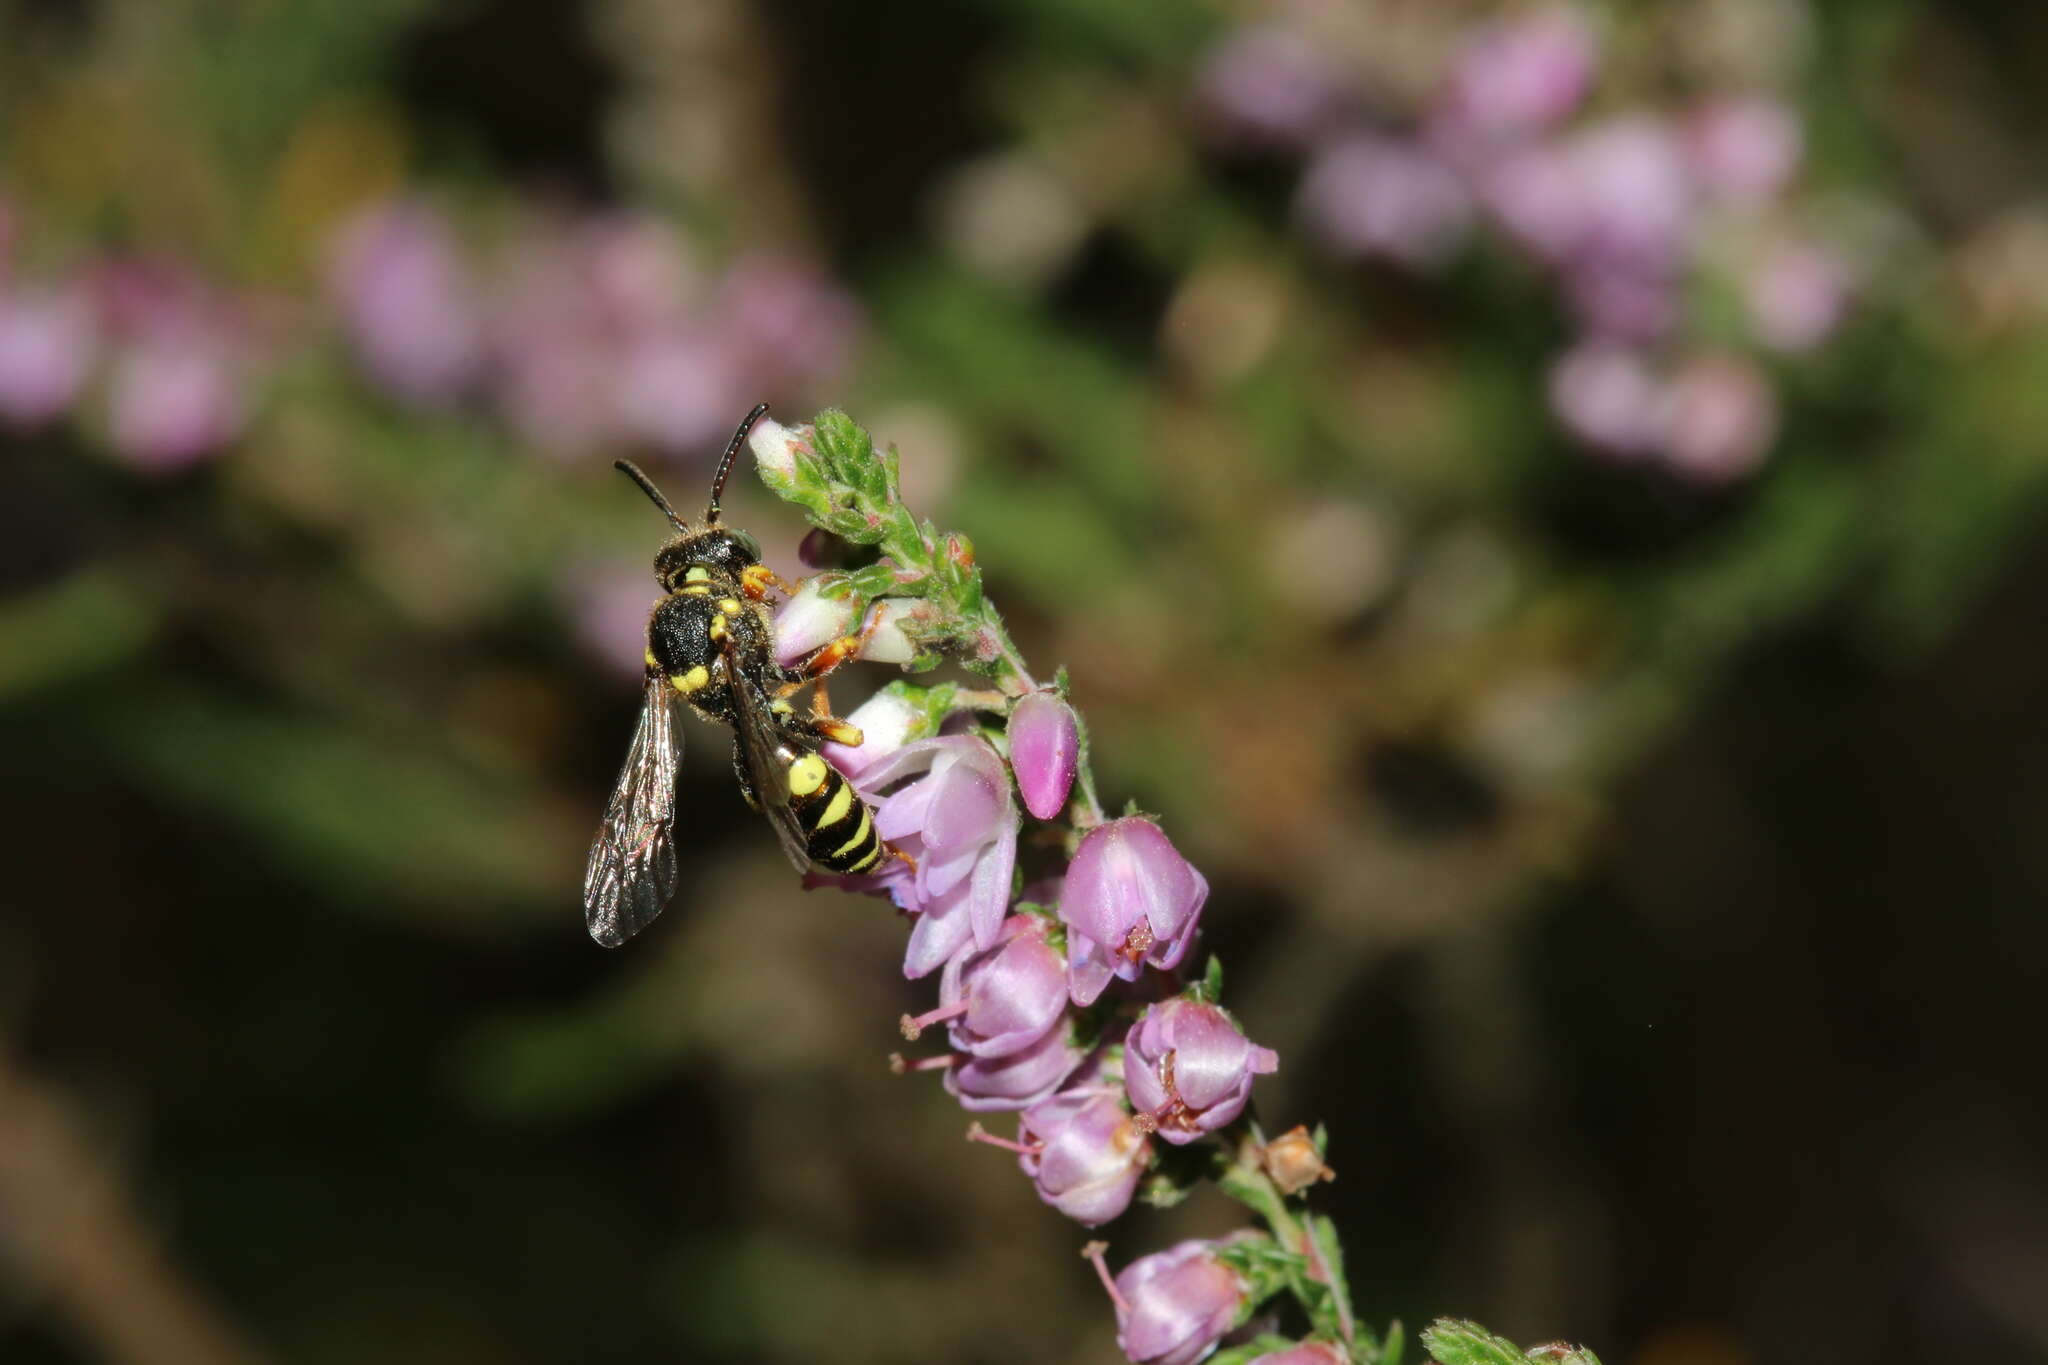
[2,1,2045,1362]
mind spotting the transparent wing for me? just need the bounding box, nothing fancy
[583,669,684,947]
[725,644,813,873]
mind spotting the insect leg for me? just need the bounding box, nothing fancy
[740,562,799,602]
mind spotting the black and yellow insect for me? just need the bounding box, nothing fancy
[583,404,888,948]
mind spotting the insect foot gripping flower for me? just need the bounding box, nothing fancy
[819,684,925,781]
[1060,816,1209,1006]
[858,734,1019,977]
[1009,689,1080,820]
[1087,1237,1255,1365]
[1010,1069,1152,1226]
[1125,999,1279,1144]
[771,575,862,667]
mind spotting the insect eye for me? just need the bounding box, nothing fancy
[732,530,762,562]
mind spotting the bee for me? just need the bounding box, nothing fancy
[583,403,889,948]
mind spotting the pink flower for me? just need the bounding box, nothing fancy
[946,1023,1090,1112]
[1125,999,1278,1143]
[859,735,1019,977]
[821,686,927,781]
[1009,690,1079,820]
[1059,817,1208,1006]
[772,577,862,667]
[920,913,1071,1058]
[1105,1239,1251,1365]
[1016,1075,1151,1226]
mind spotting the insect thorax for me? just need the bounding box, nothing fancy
[648,579,775,720]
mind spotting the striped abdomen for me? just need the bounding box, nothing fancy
[784,749,886,874]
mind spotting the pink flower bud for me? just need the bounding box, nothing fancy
[1109,1239,1251,1365]
[1009,690,1079,820]
[1059,817,1208,1006]
[1125,999,1279,1143]
[772,577,860,667]
[746,414,803,487]
[1017,1080,1150,1226]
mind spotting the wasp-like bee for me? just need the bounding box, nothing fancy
[583,404,889,947]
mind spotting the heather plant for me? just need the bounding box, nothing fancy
[743,408,1600,1365]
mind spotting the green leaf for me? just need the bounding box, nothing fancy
[1419,1320,1529,1365]
[1209,1336,1311,1365]
[1379,1320,1406,1365]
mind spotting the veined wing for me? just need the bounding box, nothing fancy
[583,668,684,947]
[724,643,813,873]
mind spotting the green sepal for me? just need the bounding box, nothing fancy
[1208,1336,1310,1365]
[1191,954,1225,1004]
[1419,1321,1523,1365]
[1378,1320,1406,1365]
[1210,1232,1301,1312]
[1522,1344,1601,1365]
[1136,1132,1228,1209]
[860,679,958,744]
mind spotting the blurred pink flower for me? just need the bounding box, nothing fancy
[328,200,483,403]
[1297,134,1473,269]
[1194,26,1347,149]
[613,325,744,454]
[1686,97,1803,205]
[716,254,861,389]
[1436,6,1597,149]
[1663,350,1777,484]
[578,215,701,338]
[563,558,657,678]
[1548,342,1665,458]
[1745,238,1851,352]
[105,332,246,472]
[0,284,94,429]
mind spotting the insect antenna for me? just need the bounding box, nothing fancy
[614,460,690,534]
[705,402,771,525]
